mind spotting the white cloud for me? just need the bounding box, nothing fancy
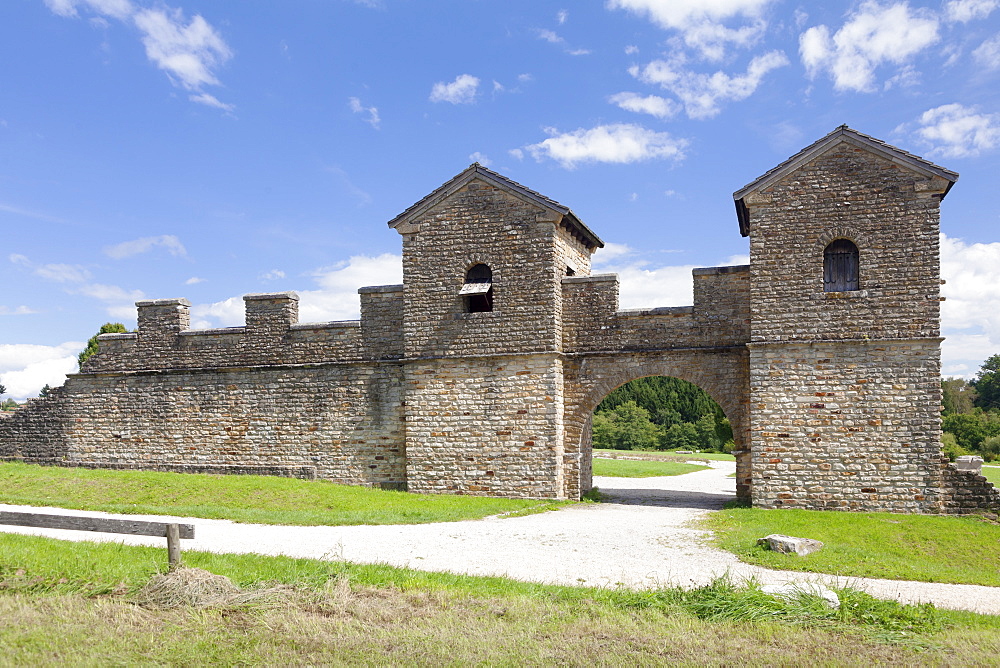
[630,50,789,119]
[944,0,999,22]
[10,253,91,283]
[45,0,133,20]
[299,253,403,322]
[133,8,231,91]
[429,74,480,104]
[190,254,403,329]
[185,276,205,285]
[46,1,233,109]
[469,151,492,166]
[189,93,234,111]
[0,306,37,316]
[557,9,568,24]
[524,123,688,169]
[607,0,773,60]
[35,263,93,283]
[941,234,1000,376]
[104,234,187,259]
[973,34,1000,70]
[0,342,83,401]
[592,242,636,265]
[190,295,244,329]
[348,97,381,129]
[260,269,286,281]
[625,44,639,55]
[75,283,145,303]
[609,92,681,119]
[799,2,939,92]
[535,28,591,56]
[616,264,700,308]
[10,253,144,320]
[906,103,1000,158]
[44,0,82,18]
[537,28,563,44]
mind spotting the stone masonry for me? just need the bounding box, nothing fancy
[2,126,997,512]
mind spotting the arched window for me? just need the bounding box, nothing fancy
[460,263,493,312]
[823,239,859,292]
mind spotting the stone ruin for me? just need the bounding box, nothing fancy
[2,126,998,513]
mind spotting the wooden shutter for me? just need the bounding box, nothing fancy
[823,239,859,292]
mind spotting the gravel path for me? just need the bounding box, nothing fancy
[3,461,1000,615]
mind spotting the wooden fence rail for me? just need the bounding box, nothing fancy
[0,511,195,567]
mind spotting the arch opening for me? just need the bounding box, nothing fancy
[581,375,741,509]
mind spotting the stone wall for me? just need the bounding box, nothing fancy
[940,457,1000,513]
[732,133,995,513]
[3,360,406,487]
[748,339,944,512]
[3,133,996,512]
[400,181,567,359]
[744,143,944,344]
[404,354,565,497]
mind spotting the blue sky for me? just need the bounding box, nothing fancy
[1,0,999,400]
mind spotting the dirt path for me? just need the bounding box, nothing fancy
[3,462,1000,614]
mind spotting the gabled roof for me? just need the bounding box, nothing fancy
[733,125,959,237]
[387,163,603,250]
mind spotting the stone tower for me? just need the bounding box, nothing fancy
[386,164,603,496]
[734,126,958,511]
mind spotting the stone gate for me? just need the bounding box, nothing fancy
[3,126,998,513]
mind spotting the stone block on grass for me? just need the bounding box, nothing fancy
[757,533,824,556]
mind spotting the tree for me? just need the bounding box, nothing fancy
[942,378,977,415]
[0,382,5,397]
[660,422,699,451]
[972,354,1000,411]
[78,323,129,368]
[942,410,1000,451]
[592,401,661,451]
[39,384,51,398]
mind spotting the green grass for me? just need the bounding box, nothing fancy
[2,533,1000,664]
[0,462,569,526]
[595,448,736,462]
[592,458,709,478]
[982,465,1000,486]
[705,507,1000,587]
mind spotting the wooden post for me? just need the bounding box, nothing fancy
[166,523,182,569]
[0,511,195,569]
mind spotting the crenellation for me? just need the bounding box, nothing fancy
[3,131,996,511]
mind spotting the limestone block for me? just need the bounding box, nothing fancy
[757,533,824,556]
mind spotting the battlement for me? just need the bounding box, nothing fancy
[82,285,404,373]
[561,264,750,353]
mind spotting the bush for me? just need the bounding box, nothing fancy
[980,435,1000,462]
[940,433,970,461]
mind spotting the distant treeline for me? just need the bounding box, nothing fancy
[942,353,1000,461]
[593,376,733,453]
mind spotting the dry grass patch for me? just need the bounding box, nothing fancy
[3,534,1000,665]
[3,583,994,666]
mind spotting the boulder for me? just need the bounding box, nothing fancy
[954,455,984,474]
[761,583,840,609]
[757,533,824,556]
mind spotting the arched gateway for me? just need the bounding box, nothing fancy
[3,127,998,513]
